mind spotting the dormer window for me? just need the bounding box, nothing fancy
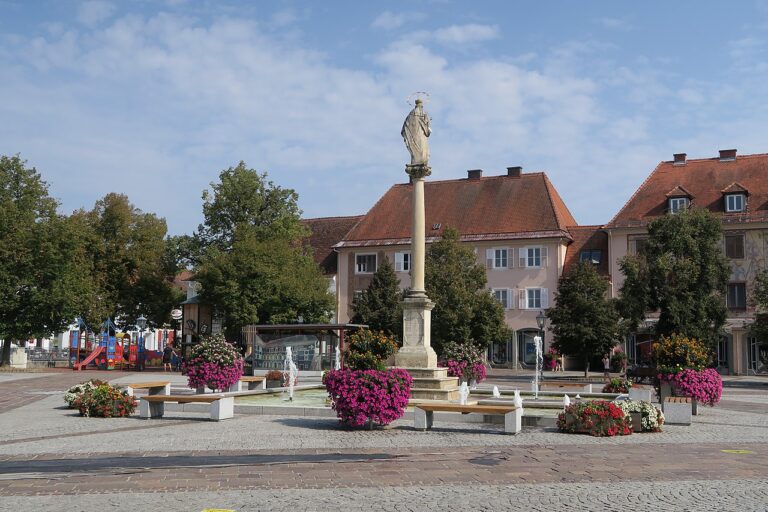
[725,193,746,213]
[669,197,689,214]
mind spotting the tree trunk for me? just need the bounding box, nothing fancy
[584,359,590,378]
[1,339,12,366]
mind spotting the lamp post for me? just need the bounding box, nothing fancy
[536,310,547,379]
[137,315,147,371]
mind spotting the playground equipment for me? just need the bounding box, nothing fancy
[71,317,142,371]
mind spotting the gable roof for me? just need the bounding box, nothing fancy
[608,152,768,228]
[302,215,363,274]
[337,172,577,247]
[563,226,609,276]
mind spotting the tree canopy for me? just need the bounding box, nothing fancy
[194,163,333,335]
[351,258,403,338]
[548,261,621,375]
[617,207,729,347]
[425,227,509,355]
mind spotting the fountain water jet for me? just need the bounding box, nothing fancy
[532,335,543,399]
[334,345,341,371]
[283,346,298,401]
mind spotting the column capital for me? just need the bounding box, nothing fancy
[405,164,432,179]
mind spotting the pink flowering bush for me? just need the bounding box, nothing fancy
[182,333,244,392]
[440,341,487,383]
[659,368,722,406]
[324,368,412,428]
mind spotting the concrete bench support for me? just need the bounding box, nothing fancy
[227,377,267,393]
[628,388,653,402]
[139,395,234,421]
[663,396,692,425]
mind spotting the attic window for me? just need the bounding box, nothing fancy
[725,194,746,213]
[669,197,689,214]
[432,223,441,230]
[580,249,602,265]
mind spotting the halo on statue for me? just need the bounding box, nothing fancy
[406,91,430,106]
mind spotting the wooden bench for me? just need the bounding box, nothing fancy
[539,382,593,393]
[227,376,267,392]
[414,404,522,434]
[139,394,234,421]
[662,396,692,425]
[123,381,171,397]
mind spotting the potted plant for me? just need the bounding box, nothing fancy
[64,379,107,409]
[654,334,722,409]
[182,333,244,392]
[440,341,487,387]
[72,383,137,418]
[615,399,664,433]
[602,378,632,394]
[557,400,632,437]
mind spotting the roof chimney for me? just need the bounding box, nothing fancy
[719,149,737,162]
[507,166,522,178]
[467,169,483,180]
[673,153,687,165]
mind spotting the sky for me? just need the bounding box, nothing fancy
[3,1,768,236]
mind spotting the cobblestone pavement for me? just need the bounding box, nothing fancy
[1,370,767,511]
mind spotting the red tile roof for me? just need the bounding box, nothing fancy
[608,152,768,228]
[302,215,363,274]
[337,172,577,247]
[563,226,609,276]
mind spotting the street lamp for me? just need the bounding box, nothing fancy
[137,315,147,371]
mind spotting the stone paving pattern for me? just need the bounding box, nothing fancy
[1,370,767,511]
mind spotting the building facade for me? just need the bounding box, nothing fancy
[605,149,768,375]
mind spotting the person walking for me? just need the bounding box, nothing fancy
[602,354,611,382]
[163,343,176,372]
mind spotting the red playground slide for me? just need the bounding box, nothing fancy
[73,346,104,371]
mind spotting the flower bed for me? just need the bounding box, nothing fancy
[557,400,632,437]
[602,378,632,393]
[440,341,487,384]
[615,399,664,432]
[182,333,244,392]
[659,368,722,406]
[324,368,412,428]
[64,379,107,409]
[72,383,137,418]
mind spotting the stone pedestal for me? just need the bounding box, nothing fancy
[396,296,437,368]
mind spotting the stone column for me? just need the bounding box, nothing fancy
[396,164,438,369]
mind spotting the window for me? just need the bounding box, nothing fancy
[725,234,745,259]
[353,290,364,303]
[668,197,689,214]
[628,237,648,256]
[725,194,745,213]
[355,254,376,274]
[580,249,602,264]
[493,289,511,309]
[727,283,746,310]
[485,247,510,269]
[519,287,549,309]
[519,246,548,268]
[394,251,410,272]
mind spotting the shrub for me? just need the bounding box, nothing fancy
[72,383,137,418]
[344,330,398,371]
[557,400,632,437]
[615,399,664,432]
[602,378,632,393]
[265,370,284,381]
[64,379,107,408]
[610,351,628,372]
[659,368,722,406]
[440,341,487,383]
[653,334,711,374]
[182,333,244,391]
[324,368,412,428]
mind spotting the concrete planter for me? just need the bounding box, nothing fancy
[629,411,643,433]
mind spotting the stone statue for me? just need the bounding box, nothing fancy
[401,98,431,167]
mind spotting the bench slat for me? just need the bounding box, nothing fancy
[123,381,171,388]
[141,395,224,404]
[417,404,516,414]
[240,377,266,382]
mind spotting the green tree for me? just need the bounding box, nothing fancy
[194,163,333,335]
[351,258,403,338]
[548,262,621,376]
[749,269,768,366]
[82,193,182,329]
[425,227,509,355]
[0,156,96,365]
[617,208,729,347]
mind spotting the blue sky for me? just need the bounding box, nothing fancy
[3,1,768,235]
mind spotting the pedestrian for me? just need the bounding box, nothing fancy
[602,354,611,382]
[163,343,176,372]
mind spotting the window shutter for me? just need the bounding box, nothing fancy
[541,288,549,309]
[486,249,494,269]
[507,288,514,309]
[394,253,403,272]
[519,247,527,268]
[519,289,527,309]
[541,247,548,268]
[506,247,514,268]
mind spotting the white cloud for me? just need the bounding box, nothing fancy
[432,24,499,45]
[77,1,115,27]
[371,11,426,30]
[597,17,631,31]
